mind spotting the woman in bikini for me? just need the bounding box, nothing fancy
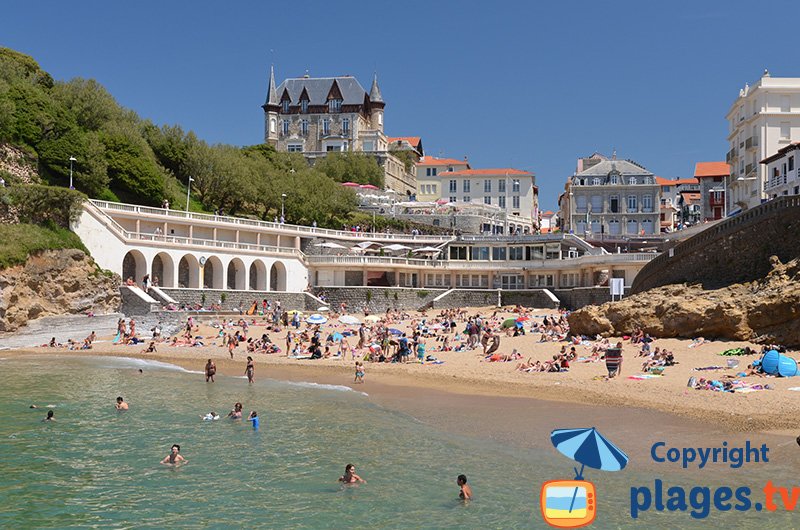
[245,356,255,384]
[205,359,216,383]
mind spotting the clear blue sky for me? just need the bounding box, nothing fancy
[4,1,795,210]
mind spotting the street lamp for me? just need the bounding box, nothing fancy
[68,156,77,189]
[280,193,287,221]
[185,176,194,212]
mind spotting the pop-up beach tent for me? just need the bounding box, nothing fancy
[760,349,798,377]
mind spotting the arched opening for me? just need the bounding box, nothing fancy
[204,256,224,289]
[151,252,175,288]
[178,254,200,288]
[227,258,246,290]
[270,261,287,291]
[249,260,267,291]
[122,250,147,285]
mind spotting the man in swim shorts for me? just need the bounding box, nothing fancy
[115,397,129,410]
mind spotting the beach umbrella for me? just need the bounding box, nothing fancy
[550,427,629,477]
[359,184,379,190]
[318,306,330,312]
[382,244,412,252]
[314,242,347,249]
[341,182,360,187]
[364,315,381,322]
[502,318,517,328]
[388,328,403,336]
[331,332,344,342]
[306,314,328,325]
[339,315,361,325]
[516,316,530,322]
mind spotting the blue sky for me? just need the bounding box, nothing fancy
[4,1,796,210]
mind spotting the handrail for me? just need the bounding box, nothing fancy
[89,199,454,243]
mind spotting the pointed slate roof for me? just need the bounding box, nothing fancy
[369,73,384,104]
[264,65,279,108]
[275,76,369,106]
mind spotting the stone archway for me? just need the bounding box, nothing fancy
[269,261,287,291]
[227,258,246,290]
[249,260,267,291]
[204,256,224,289]
[151,252,175,288]
[178,254,200,288]
[122,250,147,284]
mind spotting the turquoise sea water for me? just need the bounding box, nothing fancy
[0,355,797,529]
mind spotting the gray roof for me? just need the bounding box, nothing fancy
[265,65,279,107]
[276,76,369,106]
[575,159,653,177]
[369,73,384,104]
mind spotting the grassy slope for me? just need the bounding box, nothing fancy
[0,223,88,269]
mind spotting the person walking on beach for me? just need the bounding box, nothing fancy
[227,334,237,359]
[115,396,129,411]
[338,464,366,484]
[457,475,473,500]
[354,361,365,384]
[205,359,216,382]
[245,356,255,384]
[161,444,187,466]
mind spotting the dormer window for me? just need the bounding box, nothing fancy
[282,100,290,113]
[629,177,637,185]
[301,100,309,113]
[592,178,601,186]
[329,99,342,113]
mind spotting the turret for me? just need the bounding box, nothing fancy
[369,73,385,132]
[262,65,280,145]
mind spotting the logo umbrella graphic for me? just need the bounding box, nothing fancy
[541,427,629,528]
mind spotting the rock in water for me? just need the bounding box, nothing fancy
[0,249,120,332]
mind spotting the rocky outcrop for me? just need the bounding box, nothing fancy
[0,249,120,332]
[568,256,800,347]
[0,144,39,184]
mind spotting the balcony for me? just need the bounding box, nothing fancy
[709,194,725,207]
[745,136,759,149]
[745,163,753,175]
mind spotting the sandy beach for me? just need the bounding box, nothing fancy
[4,307,799,436]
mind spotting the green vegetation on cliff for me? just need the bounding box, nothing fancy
[0,223,87,269]
[0,47,367,227]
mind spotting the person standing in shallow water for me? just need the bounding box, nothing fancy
[245,356,254,384]
[115,396,129,410]
[205,359,216,382]
[161,444,187,465]
[338,464,366,484]
[457,474,472,500]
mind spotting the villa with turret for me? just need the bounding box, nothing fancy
[262,68,417,196]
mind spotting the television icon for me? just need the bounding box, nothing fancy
[540,480,596,528]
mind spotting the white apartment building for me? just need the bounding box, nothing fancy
[726,71,800,211]
[414,155,470,202]
[762,142,800,198]
[441,168,538,230]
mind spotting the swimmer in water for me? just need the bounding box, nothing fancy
[457,474,472,500]
[115,396,129,411]
[248,411,259,430]
[161,444,187,465]
[227,402,243,419]
[338,464,366,484]
[43,410,55,422]
[202,411,220,421]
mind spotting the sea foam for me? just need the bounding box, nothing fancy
[283,380,368,396]
[95,356,204,374]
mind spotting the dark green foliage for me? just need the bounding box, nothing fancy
[313,152,384,187]
[0,222,87,269]
[1,184,86,228]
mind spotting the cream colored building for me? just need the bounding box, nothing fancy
[726,71,800,212]
[414,155,471,202]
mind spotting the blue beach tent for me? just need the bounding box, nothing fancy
[760,350,798,377]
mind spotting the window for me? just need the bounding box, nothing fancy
[463,180,471,193]
[592,178,601,186]
[282,120,289,135]
[627,195,637,212]
[512,179,520,192]
[342,118,350,135]
[498,196,506,208]
[781,95,791,113]
[301,119,308,135]
[281,100,290,113]
[642,194,653,212]
[363,141,373,151]
[609,195,619,213]
[590,195,603,212]
[790,156,795,171]
[269,118,276,133]
[449,180,457,193]
[608,218,620,235]
[498,180,506,193]
[463,196,471,203]
[526,245,544,260]
[427,168,438,177]
[450,196,456,203]
[575,195,587,212]
[449,246,467,260]
[432,185,437,194]
[470,246,489,260]
[329,99,342,112]
[545,243,560,260]
[484,196,492,205]
[322,119,330,135]
[301,100,308,113]
[509,246,524,260]
[287,144,303,153]
[626,219,638,234]
[629,177,637,185]
[780,122,790,140]
[484,180,492,193]
[512,196,520,209]
[492,247,506,260]
[610,174,618,185]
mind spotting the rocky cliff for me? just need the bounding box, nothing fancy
[568,256,800,347]
[0,249,120,332]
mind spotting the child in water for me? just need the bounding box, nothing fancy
[248,410,260,430]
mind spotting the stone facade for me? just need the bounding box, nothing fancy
[159,288,318,312]
[631,195,800,293]
[314,286,447,313]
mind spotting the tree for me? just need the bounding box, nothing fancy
[51,78,123,131]
[313,152,384,187]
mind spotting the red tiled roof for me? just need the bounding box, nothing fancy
[446,168,533,177]
[694,162,730,178]
[387,136,421,148]
[655,177,699,186]
[542,210,555,216]
[416,156,469,167]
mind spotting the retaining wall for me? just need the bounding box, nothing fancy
[632,196,800,293]
[158,288,317,311]
[313,286,446,313]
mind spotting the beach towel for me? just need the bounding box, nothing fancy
[693,366,725,371]
[628,374,662,380]
[719,348,748,356]
[112,332,121,344]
